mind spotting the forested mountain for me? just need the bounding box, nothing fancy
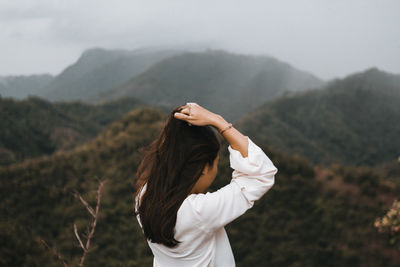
[1,107,398,266]
[93,49,324,121]
[234,67,400,167]
[2,65,397,169]
[2,47,398,266]
[0,95,145,166]
[39,47,182,101]
[0,74,54,99]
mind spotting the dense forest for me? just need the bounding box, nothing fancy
[0,95,145,166]
[3,66,398,169]
[235,68,400,167]
[1,107,399,266]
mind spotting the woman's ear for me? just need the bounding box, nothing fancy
[201,163,210,175]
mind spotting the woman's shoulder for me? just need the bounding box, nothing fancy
[178,193,213,219]
[179,189,233,221]
[179,193,201,213]
[176,194,213,233]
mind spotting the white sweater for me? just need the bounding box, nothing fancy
[135,136,278,267]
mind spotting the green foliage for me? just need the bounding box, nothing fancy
[0,221,59,266]
[236,68,400,167]
[0,96,144,166]
[1,106,398,266]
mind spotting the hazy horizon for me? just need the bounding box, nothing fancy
[1,0,399,80]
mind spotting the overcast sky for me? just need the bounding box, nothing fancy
[0,0,399,80]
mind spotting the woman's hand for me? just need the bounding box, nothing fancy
[174,102,220,127]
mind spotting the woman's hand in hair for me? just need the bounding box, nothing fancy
[174,103,220,127]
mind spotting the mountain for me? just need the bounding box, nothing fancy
[0,95,145,166]
[234,67,400,167]
[0,107,398,266]
[0,74,54,99]
[39,47,183,101]
[93,49,324,121]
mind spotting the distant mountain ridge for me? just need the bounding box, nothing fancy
[0,74,54,99]
[93,49,324,121]
[0,47,324,119]
[38,47,184,101]
[326,67,400,97]
[2,65,397,168]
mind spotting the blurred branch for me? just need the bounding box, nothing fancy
[39,179,106,267]
[76,193,96,218]
[76,180,105,267]
[39,238,69,267]
[74,223,86,252]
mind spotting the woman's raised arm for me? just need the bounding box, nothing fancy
[174,102,248,157]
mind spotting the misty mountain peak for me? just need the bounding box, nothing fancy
[77,47,131,65]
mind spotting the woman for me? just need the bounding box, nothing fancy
[134,102,278,266]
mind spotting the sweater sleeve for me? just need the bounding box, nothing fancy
[186,136,278,233]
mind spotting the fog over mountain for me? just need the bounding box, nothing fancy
[93,49,324,121]
[0,74,54,99]
[38,47,183,101]
[1,1,399,80]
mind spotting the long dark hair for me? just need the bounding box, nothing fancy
[134,105,221,247]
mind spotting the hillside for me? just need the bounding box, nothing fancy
[234,67,400,167]
[93,49,324,121]
[0,74,54,99]
[39,47,182,101]
[0,95,145,166]
[1,107,399,266]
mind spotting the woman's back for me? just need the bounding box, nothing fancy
[135,135,278,267]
